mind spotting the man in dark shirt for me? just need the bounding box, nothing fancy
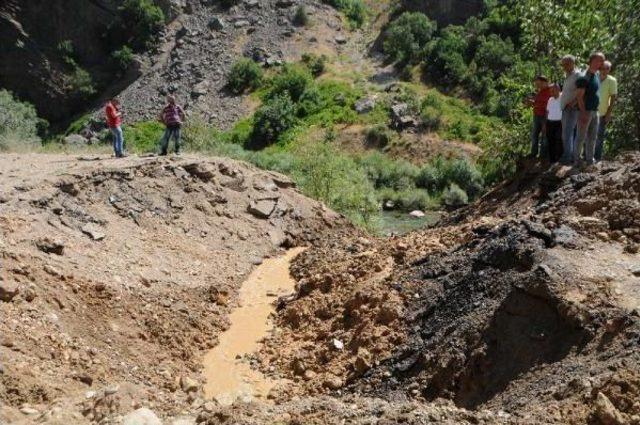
[574,52,605,165]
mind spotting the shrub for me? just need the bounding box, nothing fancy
[112,46,134,71]
[358,152,420,191]
[122,121,164,153]
[378,187,437,211]
[423,27,469,86]
[323,0,366,28]
[443,158,484,198]
[442,183,469,207]
[384,12,437,64]
[249,94,297,149]
[0,90,46,151]
[302,53,327,77]
[69,67,96,98]
[267,64,313,102]
[297,86,324,117]
[118,0,165,50]
[365,124,394,148]
[227,58,264,94]
[416,164,440,192]
[473,34,516,77]
[420,105,442,130]
[292,141,378,225]
[293,5,310,27]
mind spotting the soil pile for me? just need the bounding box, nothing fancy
[0,153,347,424]
[253,156,640,424]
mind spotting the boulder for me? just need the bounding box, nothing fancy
[409,210,426,218]
[208,17,225,31]
[0,279,19,302]
[64,134,87,146]
[355,97,376,114]
[593,392,626,425]
[36,237,65,255]
[248,199,277,219]
[122,408,162,425]
[81,224,106,241]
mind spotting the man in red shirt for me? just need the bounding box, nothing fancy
[105,98,125,158]
[525,76,551,158]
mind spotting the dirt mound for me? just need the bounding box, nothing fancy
[0,153,348,424]
[259,156,640,424]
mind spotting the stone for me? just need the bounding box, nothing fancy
[247,199,277,219]
[44,264,63,277]
[180,376,200,393]
[631,266,640,277]
[355,97,376,114]
[409,210,426,218]
[122,408,162,425]
[64,134,86,146]
[323,375,344,390]
[234,20,250,28]
[192,80,209,97]
[81,224,105,241]
[303,369,316,381]
[332,339,344,350]
[335,35,347,44]
[36,237,65,255]
[20,406,39,415]
[172,417,196,425]
[276,0,295,7]
[593,392,625,425]
[0,279,20,302]
[208,17,225,31]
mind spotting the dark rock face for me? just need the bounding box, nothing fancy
[400,0,485,26]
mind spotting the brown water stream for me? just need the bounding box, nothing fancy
[202,247,305,405]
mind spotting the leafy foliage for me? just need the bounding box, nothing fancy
[322,0,367,28]
[112,46,134,72]
[249,94,297,149]
[117,0,165,51]
[0,90,46,151]
[302,53,327,77]
[266,64,313,102]
[384,12,437,64]
[442,183,469,207]
[227,58,264,94]
[293,5,310,27]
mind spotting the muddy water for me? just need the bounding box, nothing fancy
[202,247,305,405]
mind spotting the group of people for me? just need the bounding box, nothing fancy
[528,52,618,165]
[105,95,186,157]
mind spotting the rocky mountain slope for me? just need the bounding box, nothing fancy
[0,0,349,130]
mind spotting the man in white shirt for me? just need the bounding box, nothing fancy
[559,55,582,164]
[546,84,563,163]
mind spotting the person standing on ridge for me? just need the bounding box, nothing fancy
[158,95,186,156]
[545,83,564,163]
[559,55,583,164]
[575,52,605,165]
[595,60,618,161]
[525,75,551,158]
[105,98,125,158]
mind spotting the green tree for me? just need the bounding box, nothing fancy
[384,12,437,64]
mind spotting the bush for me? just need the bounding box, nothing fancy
[227,58,264,94]
[378,187,437,211]
[69,67,96,98]
[293,5,310,27]
[358,152,419,191]
[122,121,165,153]
[365,124,394,148]
[473,34,516,77]
[118,0,165,50]
[112,46,134,71]
[297,86,324,117]
[302,53,327,77]
[249,94,297,149]
[323,0,366,28]
[267,64,313,102]
[384,12,437,64]
[420,105,442,130]
[417,157,484,199]
[423,27,469,86]
[0,90,45,151]
[292,142,378,225]
[442,183,469,207]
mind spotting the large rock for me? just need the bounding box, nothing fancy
[122,408,162,425]
[593,392,626,425]
[248,199,277,219]
[0,279,19,302]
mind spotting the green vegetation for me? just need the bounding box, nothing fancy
[323,0,367,28]
[442,183,469,207]
[0,90,47,151]
[293,5,310,27]
[302,53,327,77]
[384,12,436,64]
[112,46,134,72]
[118,0,165,51]
[249,94,298,149]
[227,58,264,94]
[122,121,165,154]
